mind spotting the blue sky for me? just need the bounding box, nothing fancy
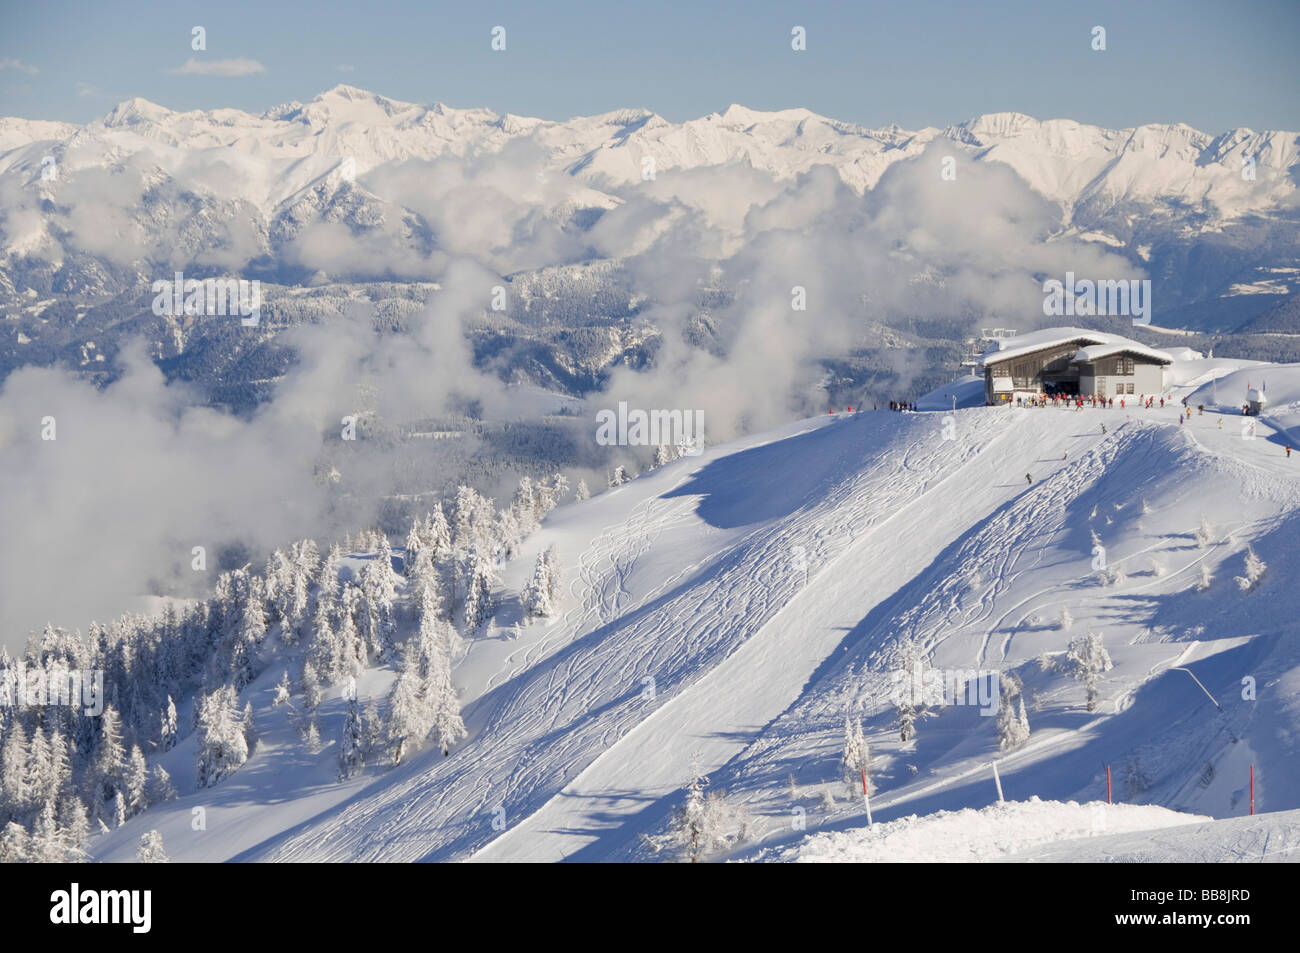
[2,0,1297,132]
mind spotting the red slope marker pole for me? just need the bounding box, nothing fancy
[1106,765,1112,804]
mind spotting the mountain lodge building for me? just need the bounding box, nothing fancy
[978,327,1173,403]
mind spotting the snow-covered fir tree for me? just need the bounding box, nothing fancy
[1067,632,1114,712]
[338,696,365,780]
[894,640,932,743]
[147,765,177,805]
[195,686,251,788]
[1235,546,1266,592]
[404,519,423,578]
[841,714,871,795]
[461,547,499,632]
[996,674,1031,751]
[664,761,748,863]
[87,705,126,826]
[522,545,563,619]
[160,695,178,751]
[137,830,169,863]
[386,649,430,766]
[272,671,292,708]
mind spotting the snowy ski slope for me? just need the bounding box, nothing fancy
[89,364,1300,862]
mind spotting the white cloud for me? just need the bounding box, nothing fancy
[0,57,38,75]
[168,57,266,77]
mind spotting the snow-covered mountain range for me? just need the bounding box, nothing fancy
[2,85,1297,317]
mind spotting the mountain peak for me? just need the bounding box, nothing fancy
[101,97,173,127]
[714,103,823,127]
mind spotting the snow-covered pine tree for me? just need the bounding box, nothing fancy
[359,553,399,660]
[667,761,747,863]
[195,686,250,788]
[404,519,423,578]
[87,705,125,825]
[1067,632,1114,712]
[302,717,322,754]
[308,600,343,683]
[242,701,257,753]
[0,821,29,863]
[894,640,931,743]
[338,696,365,780]
[511,477,539,536]
[0,720,29,820]
[316,544,343,606]
[137,830,169,863]
[24,725,53,814]
[841,714,870,795]
[272,671,292,708]
[300,658,324,712]
[462,547,499,632]
[574,479,591,501]
[335,585,365,677]
[452,486,496,551]
[147,765,177,805]
[267,548,294,627]
[522,550,555,619]
[29,801,61,862]
[57,797,90,861]
[160,695,178,751]
[124,745,148,815]
[495,507,523,562]
[426,637,466,757]
[542,545,563,602]
[1195,515,1213,549]
[996,674,1030,751]
[545,473,568,510]
[673,764,711,863]
[1196,563,1213,591]
[386,649,431,766]
[1235,546,1266,592]
[422,504,453,563]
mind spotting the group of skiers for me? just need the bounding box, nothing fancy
[1012,392,1176,411]
[888,401,915,412]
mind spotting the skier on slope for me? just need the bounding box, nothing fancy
[1026,473,1033,485]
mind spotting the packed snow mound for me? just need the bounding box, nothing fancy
[916,374,984,411]
[1004,807,1300,862]
[754,798,1207,863]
